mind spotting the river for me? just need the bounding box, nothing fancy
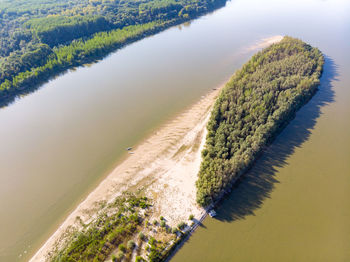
[1,0,349,261]
[171,0,350,261]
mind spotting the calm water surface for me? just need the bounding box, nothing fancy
[172,0,350,261]
[0,2,260,260]
[0,0,349,261]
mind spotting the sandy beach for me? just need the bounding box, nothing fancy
[29,84,222,261]
[30,35,282,262]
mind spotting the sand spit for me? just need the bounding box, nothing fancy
[244,35,284,53]
[30,35,283,262]
[30,87,221,261]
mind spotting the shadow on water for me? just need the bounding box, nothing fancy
[166,57,338,261]
[165,57,338,262]
[166,57,338,262]
[215,56,338,222]
[192,218,207,229]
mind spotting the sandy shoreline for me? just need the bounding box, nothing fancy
[29,85,222,261]
[29,35,283,262]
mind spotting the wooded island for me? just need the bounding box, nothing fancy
[46,37,325,262]
[196,37,324,206]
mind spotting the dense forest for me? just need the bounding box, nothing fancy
[196,37,324,206]
[0,0,226,102]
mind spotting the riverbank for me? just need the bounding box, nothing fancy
[29,84,220,261]
[196,36,324,206]
[29,35,285,262]
[0,0,227,108]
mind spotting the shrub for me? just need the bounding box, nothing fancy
[135,256,145,262]
[177,221,186,230]
[160,220,166,227]
[189,214,194,220]
[171,227,178,234]
[116,251,124,260]
[127,240,135,250]
[148,237,156,245]
[148,244,163,262]
[51,194,150,262]
[139,232,145,241]
[118,243,126,253]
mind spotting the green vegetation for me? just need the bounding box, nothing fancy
[116,251,124,260]
[51,192,191,262]
[177,221,186,230]
[52,194,150,261]
[196,37,324,206]
[127,240,136,250]
[135,256,146,262]
[25,16,112,47]
[139,232,146,241]
[0,0,227,103]
[147,239,164,262]
[118,243,126,253]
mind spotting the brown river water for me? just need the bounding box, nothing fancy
[171,0,350,261]
[0,0,348,261]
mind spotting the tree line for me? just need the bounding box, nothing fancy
[0,21,168,97]
[196,37,324,206]
[0,0,227,103]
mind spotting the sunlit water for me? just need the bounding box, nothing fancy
[171,0,350,261]
[0,0,349,261]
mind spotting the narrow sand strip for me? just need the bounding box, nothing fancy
[30,85,222,261]
[244,35,284,53]
[30,35,283,261]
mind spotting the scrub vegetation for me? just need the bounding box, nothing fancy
[52,194,151,261]
[196,37,324,206]
[51,193,189,262]
[0,0,227,102]
[49,193,186,262]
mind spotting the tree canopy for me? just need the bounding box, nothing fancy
[0,0,226,102]
[196,37,324,206]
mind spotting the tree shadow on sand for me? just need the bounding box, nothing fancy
[215,56,339,222]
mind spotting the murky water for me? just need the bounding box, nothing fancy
[0,0,348,260]
[172,0,350,261]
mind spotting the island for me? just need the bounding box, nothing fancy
[32,36,324,262]
[196,36,324,206]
